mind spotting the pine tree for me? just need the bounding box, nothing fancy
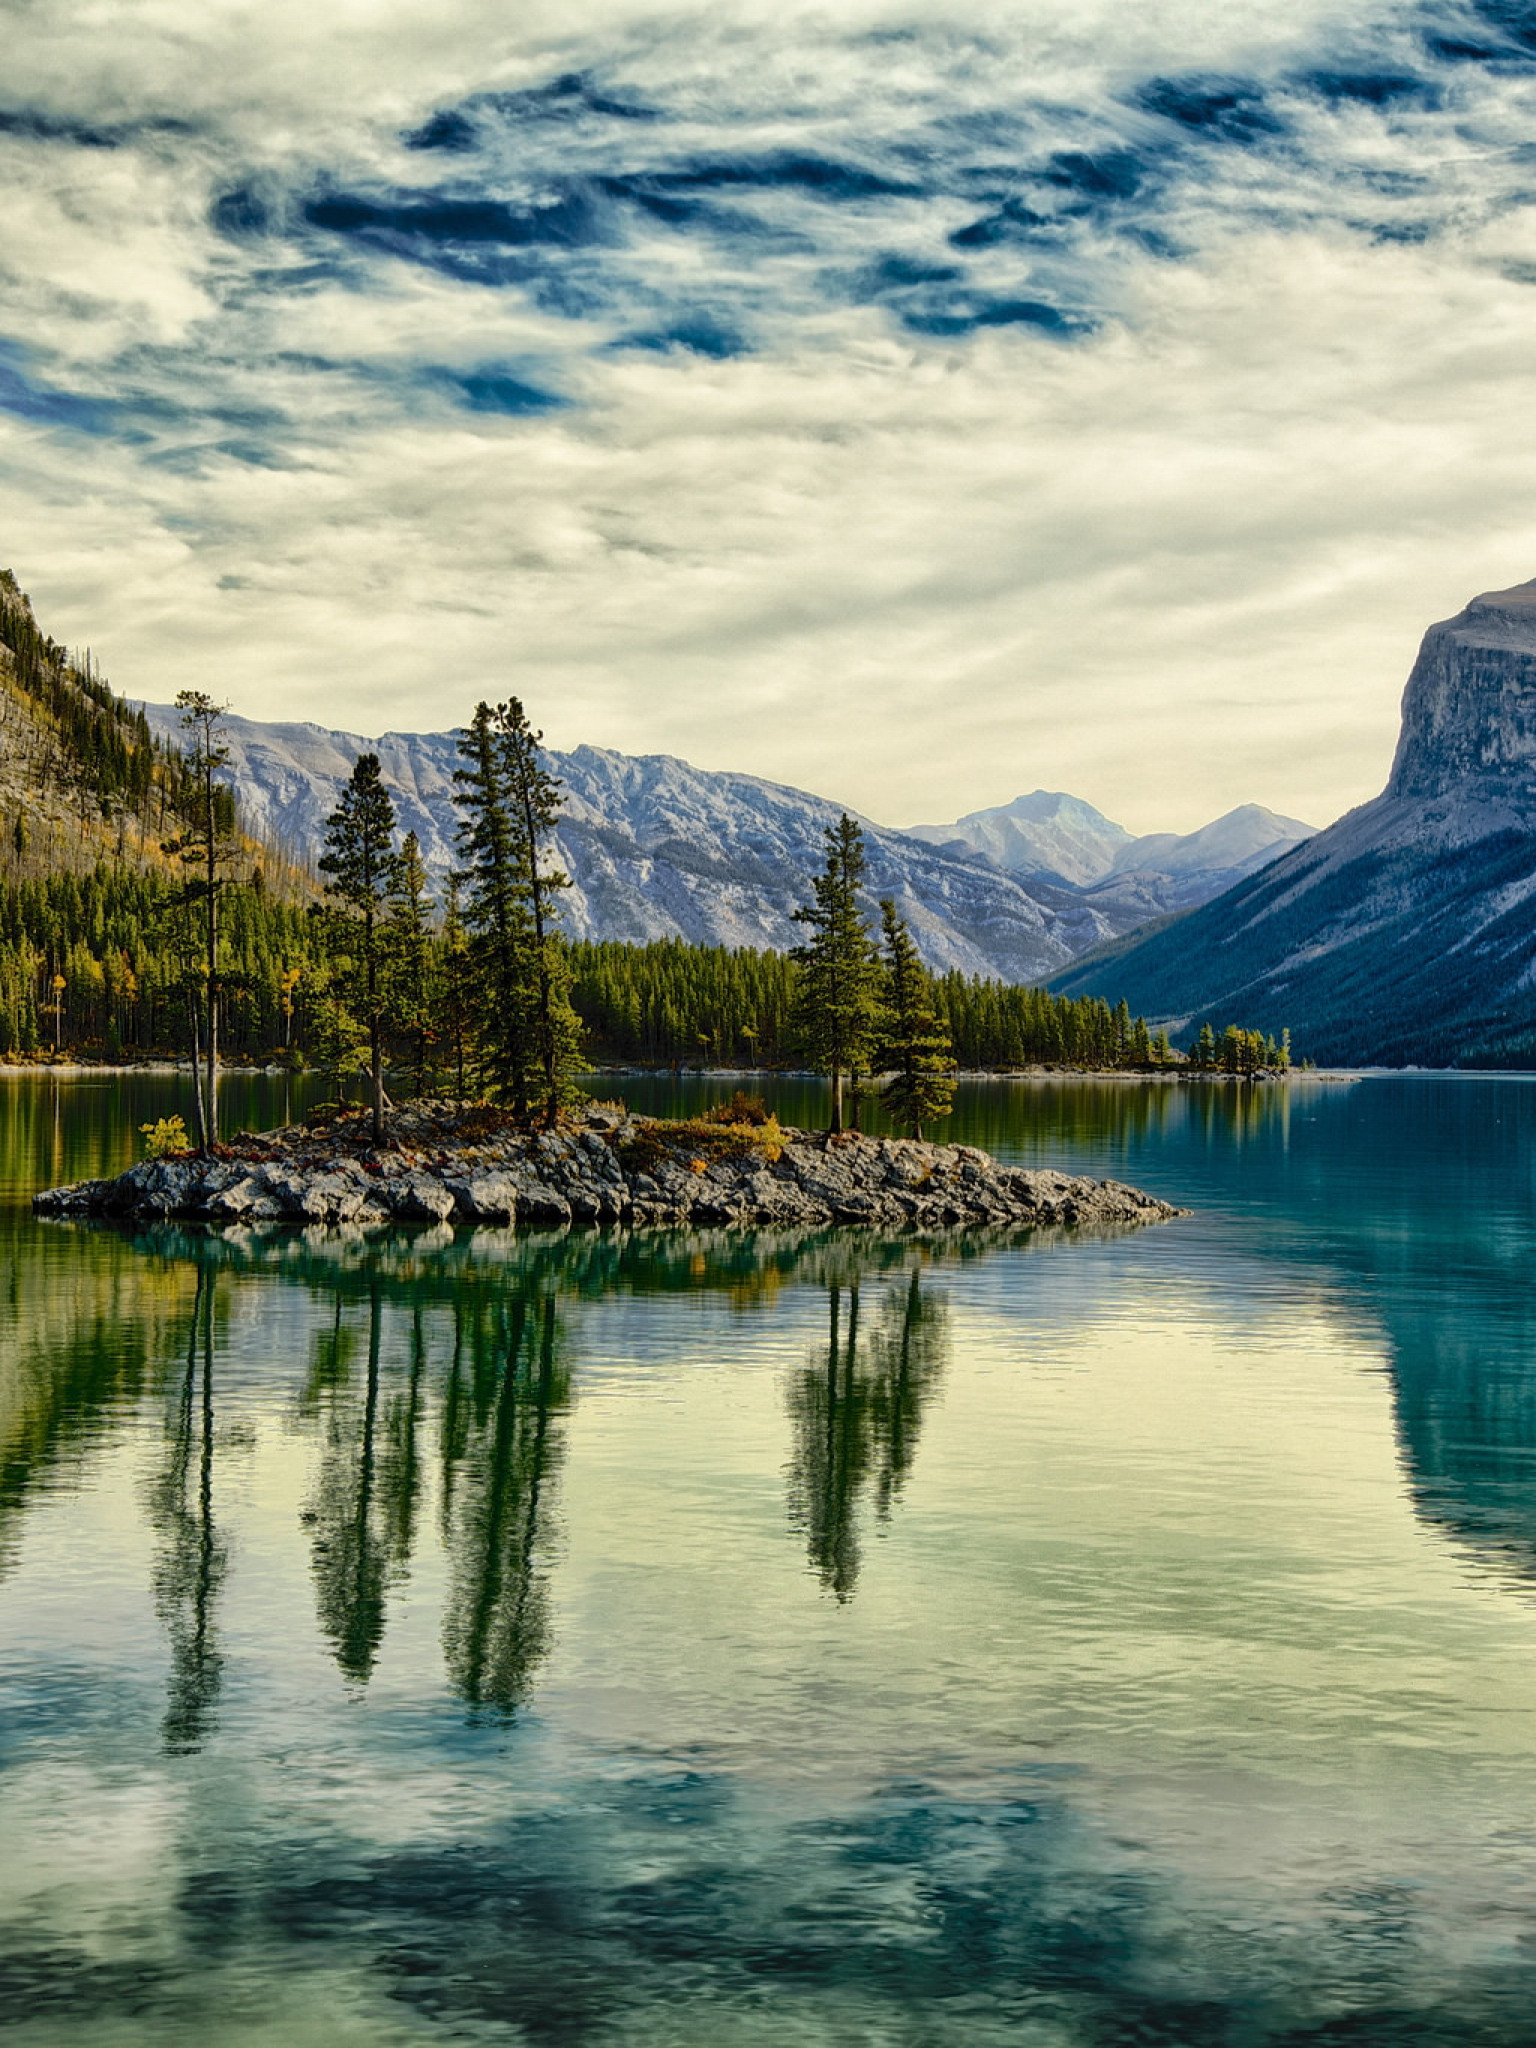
[164,692,232,1146]
[387,831,433,1097]
[496,699,585,1127]
[318,753,400,1144]
[453,703,535,1118]
[434,874,476,1102]
[876,900,955,1139]
[792,813,883,1134]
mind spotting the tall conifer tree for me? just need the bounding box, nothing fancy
[496,700,584,1127]
[792,813,883,1134]
[876,899,955,1140]
[165,692,232,1146]
[452,703,535,1119]
[388,830,433,1096]
[318,753,399,1144]
[434,874,475,1103]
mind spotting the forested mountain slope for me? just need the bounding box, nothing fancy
[0,570,318,1059]
[0,570,169,877]
[1053,576,1536,1067]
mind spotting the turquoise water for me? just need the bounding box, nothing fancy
[6,1071,1536,2041]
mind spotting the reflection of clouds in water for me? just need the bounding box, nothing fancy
[0,1764,1511,2043]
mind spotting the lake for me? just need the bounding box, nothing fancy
[5,1068,1536,2043]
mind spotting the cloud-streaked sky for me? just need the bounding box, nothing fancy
[4,1,1536,831]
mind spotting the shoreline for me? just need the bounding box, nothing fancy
[33,1100,1186,1234]
[0,1058,1454,1083]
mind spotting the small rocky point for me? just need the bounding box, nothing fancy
[33,1101,1185,1233]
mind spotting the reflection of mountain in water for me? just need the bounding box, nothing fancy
[1383,1301,1536,1588]
[788,1270,949,1600]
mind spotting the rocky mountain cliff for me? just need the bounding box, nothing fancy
[1053,576,1536,1066]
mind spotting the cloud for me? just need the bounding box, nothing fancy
[3,2,1536,832]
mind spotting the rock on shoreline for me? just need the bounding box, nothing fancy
[33,1102,1185,1234]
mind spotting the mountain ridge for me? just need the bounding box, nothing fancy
[138,706,1117,984]
[138,702,1314,985]
[906,788,1316,907]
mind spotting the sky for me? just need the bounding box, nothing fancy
[3,1,1536,834]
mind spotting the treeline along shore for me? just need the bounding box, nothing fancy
[0,880,1288,1081]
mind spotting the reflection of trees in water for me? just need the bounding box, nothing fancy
[441,1294,570,1716]
[148,1263,227,1752]
[295,1269,572,1711]
[787,1270,949,1601]
[16,1219,973,1710]
[0,1234,183,1580]
[304,1280,424,1686]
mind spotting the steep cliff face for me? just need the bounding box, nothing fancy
[1053,576,1536,1067]
[1385,579,1536,808]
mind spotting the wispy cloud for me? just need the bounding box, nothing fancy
[4,2,1536,829]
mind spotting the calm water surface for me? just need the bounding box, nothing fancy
[5,1070,1536,2042]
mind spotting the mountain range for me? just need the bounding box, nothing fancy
[1055,575,1536,1067]
[136,703,1313,986]
[906,790,1316,908]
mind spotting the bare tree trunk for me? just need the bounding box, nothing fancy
[188,990,209,1148]
[204,772,219,1147]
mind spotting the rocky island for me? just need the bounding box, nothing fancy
[33,1100,1183,1233]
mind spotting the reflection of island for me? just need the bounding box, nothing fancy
[12,1219,986,1710]
[441,1294,571,1715]
[149,1263,226,1751]
[787,1270,949,1600]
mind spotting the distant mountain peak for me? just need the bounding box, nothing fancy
[907,787,1314,896]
